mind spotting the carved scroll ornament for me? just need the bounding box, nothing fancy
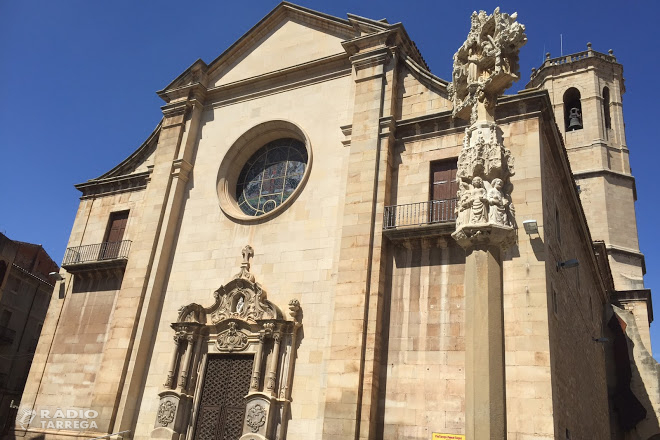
[216,322,249,352]
[246,404,267,433]
[156,401,176,427]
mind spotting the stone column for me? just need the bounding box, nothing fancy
[446,9,527,440]
[250,332,266,392]
[455,233,510,439]
[164,332,183,389]
[266,331,282,396]
[178,334,195,391]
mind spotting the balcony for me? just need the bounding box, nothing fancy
[61,240,131,273]
[0,325,16,345]
[383,199,457,240]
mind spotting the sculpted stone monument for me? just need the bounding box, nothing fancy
[448,8,526,440]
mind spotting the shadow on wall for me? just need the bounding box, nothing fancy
[608,305,660,439]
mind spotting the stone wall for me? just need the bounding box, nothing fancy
[383,240,465,438]
[20,189,146,437]
[131,73,354,439]
[540,127,611,439]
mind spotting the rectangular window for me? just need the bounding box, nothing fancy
[430,159,458,201]
[104,210,129,243]
[101,210,129,259]
[430,159,458,223]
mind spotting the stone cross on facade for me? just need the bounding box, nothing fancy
[235,245,255,282]
[448,8,526,440]
[242,245,254,268]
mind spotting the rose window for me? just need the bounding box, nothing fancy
[235,138,308,216]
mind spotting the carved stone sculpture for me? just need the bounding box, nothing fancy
[449,8,526,249]
[448,7,527,123]
[487,178,509,226]
[156,401,176,427]
[467,177,488,224]
[246,404,267,433]
[216,322,249,352]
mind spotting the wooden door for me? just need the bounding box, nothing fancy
[194,355,254,440]
[430,160,458,222]
[101,211,128,259]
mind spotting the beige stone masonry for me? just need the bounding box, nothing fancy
[322,42,396,440]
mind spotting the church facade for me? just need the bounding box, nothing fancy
[15,3,659,440]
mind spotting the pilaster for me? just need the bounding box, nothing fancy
[88,94,204,436]
[322,40,397,440]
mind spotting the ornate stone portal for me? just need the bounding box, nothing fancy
[152,246,302,440]
[448,8,526,440]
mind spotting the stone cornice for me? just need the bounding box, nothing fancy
[171,159,193,183]
[573,168,635,181]
[573,167,637,201]
[206,53,352,109]
[342,30,397,57]
[615,289,653,323]
[394,91,548,142]
[526,46,623,90]
[606,244,646,275]
[75,171,151,199]
[401,53,448,94]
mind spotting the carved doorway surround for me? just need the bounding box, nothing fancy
[151,246,302,440]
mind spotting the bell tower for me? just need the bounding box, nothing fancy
[527,44,653,351]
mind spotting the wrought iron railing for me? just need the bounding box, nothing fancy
[383,198,457,229]
[0,325,16,345]
[62,240,131,266]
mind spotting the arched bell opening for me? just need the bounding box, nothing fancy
[564,87,583,132]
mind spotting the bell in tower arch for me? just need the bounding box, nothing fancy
[568,107,583,131]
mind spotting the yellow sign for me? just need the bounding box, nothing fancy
[432,434,465,440]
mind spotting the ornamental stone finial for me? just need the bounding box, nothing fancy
[242,245,254,266]
[448,7,527,124]
[449,8,526,249]
[234,245,255,282]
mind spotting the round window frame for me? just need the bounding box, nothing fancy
[217,120,313,222]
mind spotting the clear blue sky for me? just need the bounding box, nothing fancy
[2,1,660,355]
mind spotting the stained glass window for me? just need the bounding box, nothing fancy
[236,138,308,216]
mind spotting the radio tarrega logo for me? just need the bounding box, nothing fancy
[16,406,99,430]
[15,406,36,429]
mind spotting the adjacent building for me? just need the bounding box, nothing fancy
[0,233,58,436]
[15,4,660,440]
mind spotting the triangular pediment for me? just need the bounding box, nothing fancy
[207,3,358,87]
[158,3,431,98]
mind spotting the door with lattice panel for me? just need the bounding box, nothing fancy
[193,354,254,440]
